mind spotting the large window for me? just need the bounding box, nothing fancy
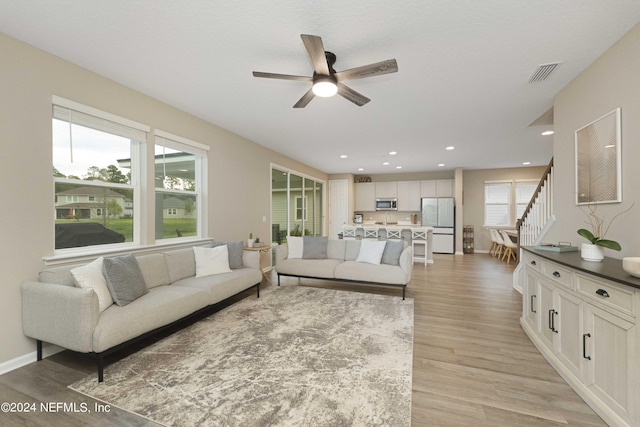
[484,182,511,226]
[484,180,538,227]
[53,98,148,250]
[52,98,208,252]
[271,167,324,243]
[154,131,208,240]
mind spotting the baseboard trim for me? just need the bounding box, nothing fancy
[0,344,64,376]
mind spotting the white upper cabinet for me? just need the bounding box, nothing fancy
[436,179,454,197]
[355,182,375,211]
[375,181,398,198]
[397,181,421,211]
[420,180,437,197]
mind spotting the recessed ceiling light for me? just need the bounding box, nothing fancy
[383,162,389,165]
[357,168,364,171]
[396,166,402,169]
[542,130,554,136]
[438,163,445,167]
[340,154,348,159]
[445,146,455,150]
[522,161,531,165]
[389,151,397,155]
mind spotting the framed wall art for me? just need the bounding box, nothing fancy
[575,108,621,205]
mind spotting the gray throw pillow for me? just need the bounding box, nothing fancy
[381,240,404,265]
[103,254,148,306]
[211,241,244,269]
[302,236,328,259]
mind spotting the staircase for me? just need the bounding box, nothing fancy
[513,158,555,292]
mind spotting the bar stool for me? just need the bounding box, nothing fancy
[385,227,403,240]
[343,226,357,240]
[411,228,428,265]
[363,227,379,240]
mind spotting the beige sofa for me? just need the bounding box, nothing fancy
[275,239,412,299]
[21,245,262,382]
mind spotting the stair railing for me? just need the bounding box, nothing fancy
[517,158,554,249]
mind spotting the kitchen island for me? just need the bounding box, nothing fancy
[350,224,434,264]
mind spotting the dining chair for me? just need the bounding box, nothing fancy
[500,230,518,265]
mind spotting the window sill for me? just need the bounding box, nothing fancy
[43,237,213,266]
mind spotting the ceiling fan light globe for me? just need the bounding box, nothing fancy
[312,80,338,97]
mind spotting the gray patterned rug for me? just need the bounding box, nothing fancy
[69,285,414,426]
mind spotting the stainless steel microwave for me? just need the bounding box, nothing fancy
[375,198,397,211]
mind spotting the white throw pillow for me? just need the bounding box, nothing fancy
[287,236,304,259]
[355,240,387,265]
[194,246,232,277]
[71,257,114,312]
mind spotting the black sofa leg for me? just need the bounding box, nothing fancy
[402,286,406,300]
[277,274,281,286]
[256,283,260,298]
[98,355,104,383]
[37,340,43,361]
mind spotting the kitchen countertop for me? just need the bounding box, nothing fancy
[523,246,640,290]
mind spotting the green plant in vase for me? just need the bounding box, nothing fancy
[577,202,633,260]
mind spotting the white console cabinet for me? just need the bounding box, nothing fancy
[522,249,640,426]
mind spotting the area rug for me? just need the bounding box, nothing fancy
[69,285,414,426]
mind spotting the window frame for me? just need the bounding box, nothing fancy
[484,181,512,227]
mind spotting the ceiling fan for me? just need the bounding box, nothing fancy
[252,34,398,108]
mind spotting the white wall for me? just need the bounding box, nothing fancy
[545,23,640,258]
[0,33,327,364]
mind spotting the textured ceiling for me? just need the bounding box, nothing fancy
[2,1,640,174]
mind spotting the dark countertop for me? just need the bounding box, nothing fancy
[522,246,640,290]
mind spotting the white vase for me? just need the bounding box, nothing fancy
[581,243,604,262]
[247,238,255,248]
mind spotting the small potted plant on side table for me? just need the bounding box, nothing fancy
[577,203,633,261]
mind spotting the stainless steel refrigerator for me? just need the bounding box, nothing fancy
[421,197,455,253]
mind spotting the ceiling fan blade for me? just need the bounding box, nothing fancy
[337,83,370,107]
[252,71,312,82]
[301,34,330,75]
[293,88,315,108]
[334,59,398,81]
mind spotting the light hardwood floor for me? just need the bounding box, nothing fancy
[0,253,606,426]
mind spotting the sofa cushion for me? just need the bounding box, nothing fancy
[326,240,346,260]
[355,240,387,265]
[302,236,328,259]
[381,240,405,266]
[275,258,343,279]
[39,266,74,286]
[71,257,113,312]
[164,248,196,283]
[103,254,148,307]
[135,253,170,289]
[92,285,209,353]
[172,268,261,305]
[287,236,303,259]
[194,246,232,277]
[345,240,362,261]
[335,261,408,285]
[211,240,244,269]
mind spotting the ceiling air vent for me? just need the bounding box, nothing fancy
[529,62,561,83]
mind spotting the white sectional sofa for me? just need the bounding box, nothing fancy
[21,244,262,382]
[275,237,413,299]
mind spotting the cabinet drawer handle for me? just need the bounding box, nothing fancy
[595,288,610,298]
[583,333,591,360]
[530,295,536,313]
[553,271,561,278]
[530,260,537,266]
[548,309,558,332]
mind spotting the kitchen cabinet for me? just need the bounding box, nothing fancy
[354,182,375,212]
[375,181,397,198]
[436,179,454,197]
[521,250,640,426]
[420,180,437,197]
[397,181,421,211]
